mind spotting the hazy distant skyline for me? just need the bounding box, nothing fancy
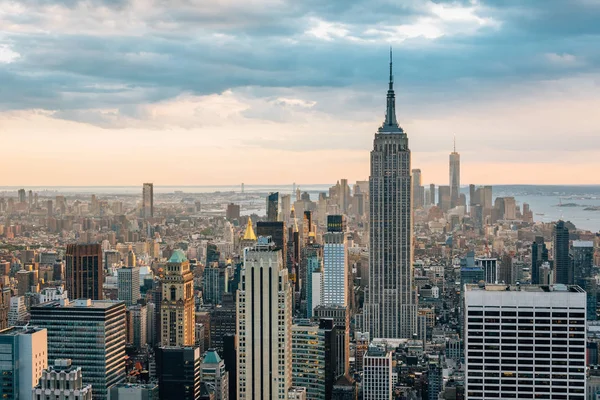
[1,0,600,185]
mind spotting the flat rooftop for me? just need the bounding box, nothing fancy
[34,299,124,309]
[465,284,585,293]
[0,326,43,336]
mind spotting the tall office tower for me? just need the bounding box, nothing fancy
[65,243,103,300]
[449,138,460,208]
[469,184,476,209]
[314,305,350,378]
[156,346,201,400]
[304,234,323,317]
[286,223,301,295]
[437,185,451,211]
[30,299,126,400]
[222,334,237,400]
[531,236,548,284]
[0,326,47,400]
[142,183,153,219]
[256,221,287,270]
[291,319,342,400]
[474,257,498,284]
[464,284,586,400]
[210,293,236,355]
[323,215,348,307]
[28,190,33,208]
[572,240,594,284]
[429,183,435,205]
[118,266,140,306]
[161,250,195,346]
[201,349,229,400]
[339,178,351,213]
[226,203,240,221]
[365,51,416,339]
[266,192,279,221]
[411,169,424,209]
[236,237,292,399]
[17,188,26,203]
[126,304,147,349]
[553,220,571,284]
[362,343,392,400]
[203,262,228,305]
[281,194,291,225]
[46,199,53,216]
[33,359,93,400]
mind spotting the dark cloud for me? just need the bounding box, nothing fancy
[1,0,600,126]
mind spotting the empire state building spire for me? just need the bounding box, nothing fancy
[380,47,403,133]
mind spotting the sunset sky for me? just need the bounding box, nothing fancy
[1,0,600,186]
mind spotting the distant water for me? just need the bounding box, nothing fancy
[1,184,599,232]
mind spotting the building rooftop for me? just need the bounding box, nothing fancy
[168,249,187,263]
[202,349,222,364]
[33,299,124,309]
[0,326,44,336]
[573,240,594,248]
[465,283,585,293]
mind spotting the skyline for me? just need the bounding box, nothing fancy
[2,0,600,185]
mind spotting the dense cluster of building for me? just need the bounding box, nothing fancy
[0,56,599,400]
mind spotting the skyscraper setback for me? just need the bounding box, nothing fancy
[364,51,416,339]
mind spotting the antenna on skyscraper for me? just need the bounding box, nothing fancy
[454,134,456,153]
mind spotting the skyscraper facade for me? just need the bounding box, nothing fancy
[30,299,126,400]
[142,183,153,218]
[117,266,141,306]
[266,192,279,222]
[65,243,103,300]
[449,139,460,209]
[531,236,548,285]
[0,326,47,400]
[323,215,348,307]
[161,250,195,346]
[236,236,292,399]
[156,346,201,400]
[464,284,586,400]
[553,220,571,284]
[365,51,417,339]
[362,344,392,400]
[411,168,424,209]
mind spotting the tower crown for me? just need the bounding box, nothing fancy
[379,48,404,134]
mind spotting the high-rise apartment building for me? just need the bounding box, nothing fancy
[156,346,201,400]
[236,236,292,399]
[438,185,451,212]
[17,188,26,203]
[65,243,103,300]
[364,51,416,339]
[142,183,153,218]
[33,359,93,400]
[449,139,460,209]
[30,299,126,400]
[0,326,47,400]
[118,266,140,306]
[464,284,586,400]
[363,343,392,400]
[226,203,240,221]
[161,250,195,346]
[553,220,571,284]
[266,192,279,222]
[323,215,348,307]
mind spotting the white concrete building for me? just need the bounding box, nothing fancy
[237,236,292,399]
[363,343,392,400]
[118,266,141,306]
[464,284,586,400]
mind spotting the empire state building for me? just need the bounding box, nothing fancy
[364,50,417,339]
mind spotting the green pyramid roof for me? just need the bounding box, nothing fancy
[169,249,187,263]
[202,349,222,364]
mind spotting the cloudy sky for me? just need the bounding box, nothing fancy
[1,0,600,186]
